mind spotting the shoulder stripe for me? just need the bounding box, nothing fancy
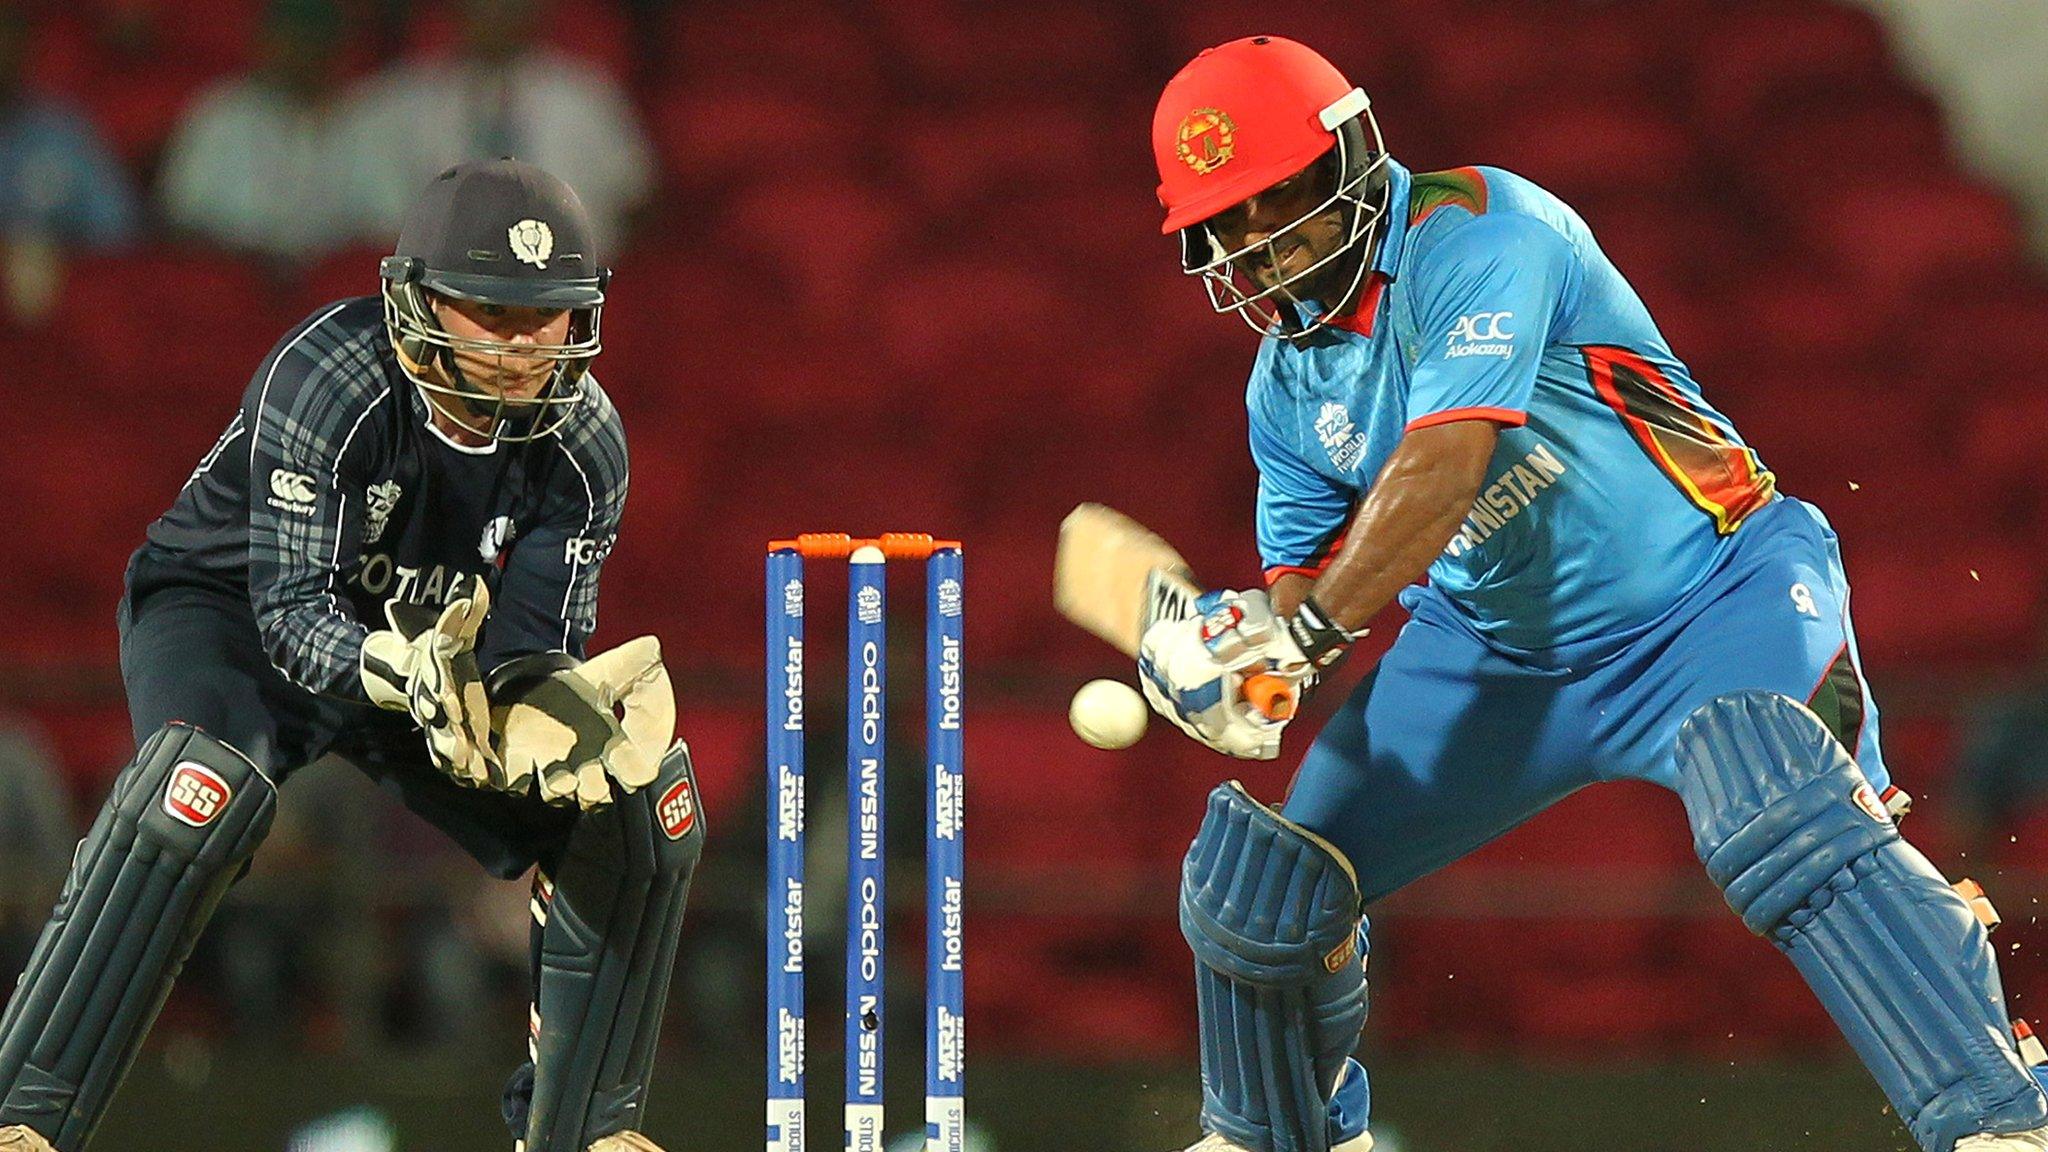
[250,301,351,466]
[555,436,597,650]
[1408,167,1491,229]
[323,385,395,632]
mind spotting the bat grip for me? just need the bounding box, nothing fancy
[1243,672,1297,721]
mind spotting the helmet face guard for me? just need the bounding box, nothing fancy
[379,255,605,444]
[1179,88,1391,341]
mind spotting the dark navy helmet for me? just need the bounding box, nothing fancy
[379,159,611,441]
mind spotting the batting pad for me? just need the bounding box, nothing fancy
[1181,782,1369,1152]
[525,741,705,1152]
[0,723,276,1150]
[1677,691,2048,1152]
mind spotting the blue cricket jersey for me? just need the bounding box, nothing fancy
[1250,160,1776,651]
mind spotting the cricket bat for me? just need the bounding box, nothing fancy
[1054,503,1295,720]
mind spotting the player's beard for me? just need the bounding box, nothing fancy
[1238,241,1355,319]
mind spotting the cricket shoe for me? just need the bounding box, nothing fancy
[0,1126,56,1152]
[1957,1129,2048,1150]
[588,1133,666,1152]
[1180,1132,1374,1152]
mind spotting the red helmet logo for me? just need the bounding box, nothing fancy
[1176,108,1237,176]
[1152,36,1361,234]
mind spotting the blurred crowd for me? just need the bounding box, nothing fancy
[1,0,655,322]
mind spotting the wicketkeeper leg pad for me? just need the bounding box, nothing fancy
[1677,691,2048,1152]
[522,742,705,1152]
[0,723,276,1150]
[1181,782,1369,1152]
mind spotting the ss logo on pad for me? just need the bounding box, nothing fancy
[164,762,232,828]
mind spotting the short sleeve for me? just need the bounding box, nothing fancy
[1251,414,1355,583]
[1403,212,1575,432]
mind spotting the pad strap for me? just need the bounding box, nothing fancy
[522,742,705,1151]
[0,724,276,1150]
[1677,692,2048,1152]
[1181,782,1369,1152]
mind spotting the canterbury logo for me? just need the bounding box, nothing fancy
[269,469,316,504]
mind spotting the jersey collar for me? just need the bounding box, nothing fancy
[1332,157,1412,338]
[403,377,502,455]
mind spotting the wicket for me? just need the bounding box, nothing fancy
[766,534,965,1152]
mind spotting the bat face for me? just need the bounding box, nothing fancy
[1054,503,1199,656]
[1054,502,1299,723]
[1141,566,1204,640]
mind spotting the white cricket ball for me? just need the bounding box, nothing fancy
[1069,678,1149,750]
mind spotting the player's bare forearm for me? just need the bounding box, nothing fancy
[1292,420,1499,630]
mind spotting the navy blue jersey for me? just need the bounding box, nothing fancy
[137,297,630,703]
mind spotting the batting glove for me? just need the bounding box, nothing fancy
[360,580,500,789]
[1138,590,1296,760]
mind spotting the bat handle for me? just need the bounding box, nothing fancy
[1243,672,1297,722]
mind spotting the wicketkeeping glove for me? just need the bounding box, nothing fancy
[489,636,676,810]
[1138,589,1302,760]
[360,581,500,788]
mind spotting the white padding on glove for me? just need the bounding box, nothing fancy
[1138,589,1300,760]
[360,583,499,788]
[495,636,676,810]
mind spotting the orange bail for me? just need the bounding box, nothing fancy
[768,533,962,559]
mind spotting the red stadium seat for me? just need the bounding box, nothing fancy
[1792,176,2026,294]
[714,177,912,326]
[54,248,285,403]
[871,0,1131,102]
[645,84,876,197]
[404,0,633,79]
[1847,542,2041,670]
[1745,88,1953,193]
[1689,1,1897,145]
[664,0,882,98]
[1163,0,1412,84]
[889,104,1110,215]
[1726,269,1898,369]
[1456,781,1699,870]
[1467,98,1696,208]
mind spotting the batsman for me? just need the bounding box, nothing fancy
[0,159,705,1152]
[1140,36,2048,1152]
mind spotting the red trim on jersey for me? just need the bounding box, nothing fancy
[1804,642,1851,707]
[1264,563,1325,585]
[1404,406,1529,433]
[1583,345,1774,534]
[1334,274,1390,337]
[1264,521,1351,585]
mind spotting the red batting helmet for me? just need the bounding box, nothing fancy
[1152,36,1390,338]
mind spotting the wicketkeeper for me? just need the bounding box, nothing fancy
[0,159,705,1152]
